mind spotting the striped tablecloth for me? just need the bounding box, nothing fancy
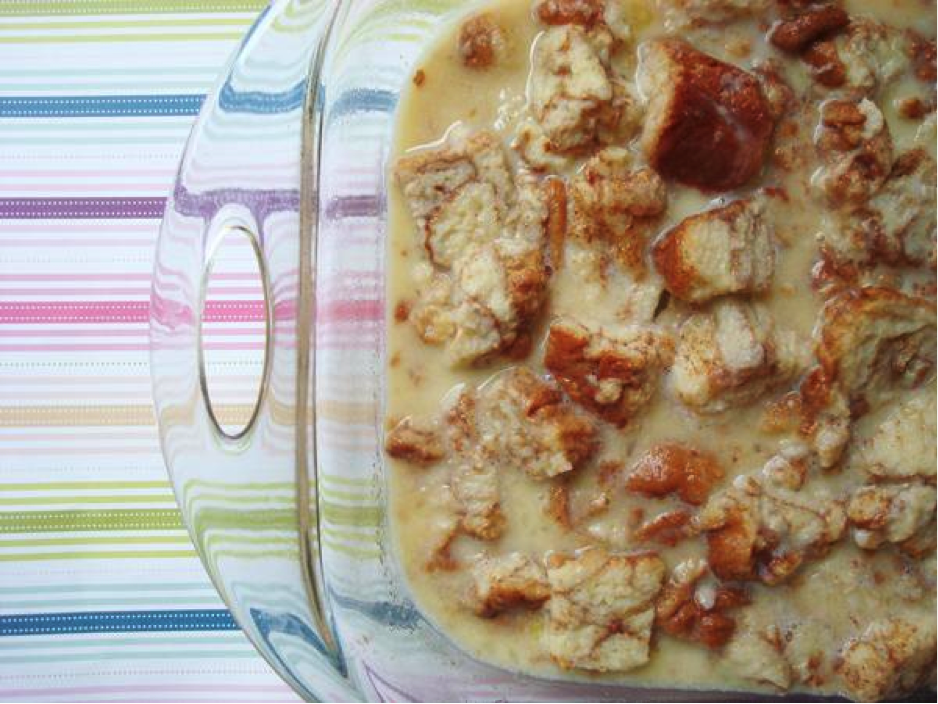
[0,2,301,701]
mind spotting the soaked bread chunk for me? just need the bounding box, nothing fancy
[546,547,666,672]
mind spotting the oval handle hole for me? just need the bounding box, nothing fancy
[198,225,272,441]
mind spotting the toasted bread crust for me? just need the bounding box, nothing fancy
[653,199,774,303]
[769,3,849,53]
[625,443,724,506]
[469,553,550,616]
[639,39,773,191]
[656,559,749,648]
[459,13,506,69]
[535,0,605,27]
[385,417,444,465]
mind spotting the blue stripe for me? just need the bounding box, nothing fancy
[0,610,237,636]
[328,88,396,122]
[0,94,204,118]
[217,79,306,114]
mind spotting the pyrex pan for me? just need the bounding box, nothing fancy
[148,1,891,701]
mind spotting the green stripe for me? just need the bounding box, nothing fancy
[320,475,371,488]
[183,494,292,515]
[190,507,294,537]
[321,527,377,544]
[0,480,169,491]
[0,1,267,16]
[183,486,366,508]
[0,33,245,44]
[0,635,240,650]
[0,509,183,533]
[318,488,371,502]
[322,541,380,560]
[0,549,196,561]
[0,494,176,505]
[2,18,252,29]
[183,480,292,492]
[0,535,190,547]
[269,3,323,34]
[321,502,382,528]
[203,535,295,547]
[207,549,297,561]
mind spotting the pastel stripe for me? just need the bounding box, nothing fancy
[0,0,308,699]
[0,686,295,700]
[0,301,264,324]
[217,81,305,114]
[0,197,166,219]
[0,299,375,324]
[0,1,267,15]
[0,33,247,45]
[0,610,238,636]
[0,404,255,427]
[3,19,253,31]
[0,635,236,646]
[0,95,204,118]
[0,509,183,533]
[0,582,211,594]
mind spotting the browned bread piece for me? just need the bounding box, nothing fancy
[468,553,550,617]
[544,318,673,426]
[638,39,774,192]
[652,198,774,303]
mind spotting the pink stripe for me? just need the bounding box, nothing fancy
[317,300,382,322]
[1,301,266,324]
[1,299,380,326]
[70,698,297,703]
[0,343,267,352]
[0,288,152,296]
[1,273,152,282]
[0,685,294,698]
[79,698,298,703]
[0,287,261,296]
[0,327,262,337]
[0,272,256,282]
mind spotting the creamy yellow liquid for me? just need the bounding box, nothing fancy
[385,0,936,695]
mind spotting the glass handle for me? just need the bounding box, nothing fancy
[197,224,272,442]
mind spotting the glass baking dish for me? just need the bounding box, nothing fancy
[149,1,932,701]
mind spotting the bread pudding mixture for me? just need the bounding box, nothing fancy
[384,1,937,699]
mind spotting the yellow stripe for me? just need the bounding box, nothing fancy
[318,400,375,424]
[0,550,195,562]
[0,33,245,44]
[0,404,254,427]
[3,18,251,30]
